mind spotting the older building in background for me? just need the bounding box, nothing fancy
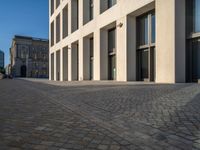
[10,35,49,78]
[0,50,4,68]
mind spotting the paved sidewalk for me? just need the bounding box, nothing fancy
[0,79,200,150]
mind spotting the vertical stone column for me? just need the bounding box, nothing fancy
[60,49,63,81]
[156,0,186,83]
[68,0,72,35]
[79,38,84,80]
[116,17,127,81]
[60,10,64,81]
[93,30,101,80]
[54,51,57,81]
[79,0,83,28]
[68,44,72,81]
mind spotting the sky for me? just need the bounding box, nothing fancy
[0,0,49,66]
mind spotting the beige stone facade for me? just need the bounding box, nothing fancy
[49,0,200,83]
[10,35,49,78]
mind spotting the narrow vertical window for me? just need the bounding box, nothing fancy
[56,14,60,43]
[108,0,116,9]
[89,0,94,20]
[51,21,54,46]
[56,0,60,9]
[71,0,79,32]
[194,0,200,32]
[63,5,68,38]
[51,0,54,15]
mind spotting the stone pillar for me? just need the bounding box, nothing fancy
[54,51,57,81]
[79,38,84,80]
[68,44,72,81]
[156,0,186,83]
[94,30,101,80]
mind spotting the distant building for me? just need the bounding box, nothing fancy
[10,35,49,78]
[0,50,4,68]
[5,64,11,75]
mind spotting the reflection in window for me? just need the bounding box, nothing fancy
[194,0,200,32]
[108,0,116,8]
[137,15,148,46]
[108,28,116,53]
[151,14,156,43]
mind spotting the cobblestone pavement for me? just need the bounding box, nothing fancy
[1,79,200,150]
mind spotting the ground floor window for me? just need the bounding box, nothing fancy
[187,38,200,82]
[136,11,155,81]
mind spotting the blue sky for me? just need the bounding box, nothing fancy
[0,0,49,66]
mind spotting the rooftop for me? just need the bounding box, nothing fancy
[14,35,49,42]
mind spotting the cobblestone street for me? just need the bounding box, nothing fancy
[1,79,200,150]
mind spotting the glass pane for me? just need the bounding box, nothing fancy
[90,38,93,57]
[90,60,93,80]
[109,55,116,80]
[194,0,200,32]
[108,28,116,53]
[192,39,200,81]
[108,0,116,8]
[140,50,148,79]
[137,15,148,46]
[151,14,156,43]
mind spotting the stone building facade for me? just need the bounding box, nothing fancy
[10,35,49,78]
[49,0,200,83]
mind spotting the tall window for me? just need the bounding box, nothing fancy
[56,14,60,43]
[89,0,94,20]
[71,0,79,32]
[186,0,200,82]
[108,28,116,80]
[56,0,60,9]
[63,5,68,39]
[90,38,94,80]
[136,11,155,81]
[194,0,200,32]
[51,0,54,15]
[51,21,54,46]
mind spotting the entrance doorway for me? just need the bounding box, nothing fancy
[21,65,27,77]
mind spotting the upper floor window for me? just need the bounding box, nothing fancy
[137,11,155,47]
[108,0,116,9]
[89,0,94,20]
[56,0,60,9]
[100,0,117,14]
[51,0,54,15]
[186,0,200,34]
[194,0,200,32]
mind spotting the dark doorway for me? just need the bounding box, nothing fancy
[21,65,27,77]
[187,38,200,82]
[108,28,116,80]
[90,38,94,80]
